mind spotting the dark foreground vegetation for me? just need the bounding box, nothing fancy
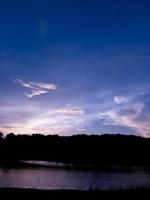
[0,133,150,167]
[0,188,150,199]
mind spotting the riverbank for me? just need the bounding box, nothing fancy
[0,188,149,198]
[2,160,150,172]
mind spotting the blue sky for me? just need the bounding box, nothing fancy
[0,0,150,136]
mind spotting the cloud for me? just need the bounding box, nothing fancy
[76,128,86,132]
[0,104,86,135]
[15,79,57,98]
[99,100,150,137]
[118,107,141,117]
[24,90,49,98]
[22,108,87,135]
[3,84,150,136]
[56,108,84,115]
[114,96,128,104]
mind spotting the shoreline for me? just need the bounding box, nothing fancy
[1,160,150,172]
[0,188,150,198]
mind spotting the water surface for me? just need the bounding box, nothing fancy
[0,161,150,190]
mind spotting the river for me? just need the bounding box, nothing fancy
[0,161,150,190]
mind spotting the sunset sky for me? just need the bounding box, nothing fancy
[0,0,150,136]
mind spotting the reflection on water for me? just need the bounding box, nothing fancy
[0,161,150,190]
[21,160,74,168]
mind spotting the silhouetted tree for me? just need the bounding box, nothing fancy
[0,133,150,167]
[0,132,3,139]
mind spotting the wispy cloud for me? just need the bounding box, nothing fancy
[76,128,86,132]
[15,79,57,98]
[56,108,84,115]
[21,107,86,135]
[0,102,87,135]
[114,96,128,104]
[99,94,150,137]
[99,109,150,137]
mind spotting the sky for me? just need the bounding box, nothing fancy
[0,0,150,137]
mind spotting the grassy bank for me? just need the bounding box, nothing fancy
[0,188,149,198]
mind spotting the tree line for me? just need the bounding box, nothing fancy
[0,133,150,167]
